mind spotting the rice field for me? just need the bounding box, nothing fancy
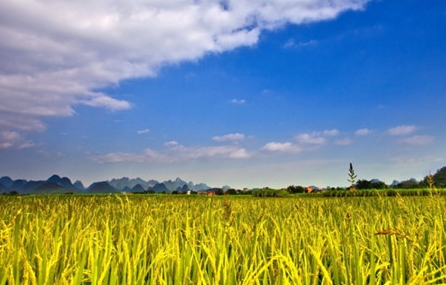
[1,194,446,284]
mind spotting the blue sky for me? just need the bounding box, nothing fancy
[1,0,445,188]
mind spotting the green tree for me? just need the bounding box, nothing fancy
[433,167,446,187]
[356,179,372,190]
[356,179,387,190]
[215,188,224,195]
[348,163,357,190]
[226,189,238,195]
[371,181,387,189]
[286,185,305,194]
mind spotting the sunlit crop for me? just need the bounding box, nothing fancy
[1,195,446,284]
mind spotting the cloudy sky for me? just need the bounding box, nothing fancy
[1,0,445,188]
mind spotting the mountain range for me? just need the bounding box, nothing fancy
[3,166,445,195]
[0,175,212,194]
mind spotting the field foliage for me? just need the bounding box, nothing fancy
[1,195,446,284]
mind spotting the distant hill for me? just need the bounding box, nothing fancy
[34,182,71,194]
[1,174,215,194]
[10,179,27,192]
[0,176,13,188]
[193,182,212,191]
[47,175,79,192]
[108,177,158,190]
[163,178,186,192]
[180,184,189,192]
[0,183,9,193]
[86,182,118,194]
[0,175,84,194]
[131,184,145,193]
[108,177,211,192]
[74,180,85,191]
[47,174,63,183]
[23,181,45,193]
[150,183,170,193]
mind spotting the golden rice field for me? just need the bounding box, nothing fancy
[1,194,446,285]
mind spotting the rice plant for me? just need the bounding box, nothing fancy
[1,195,446,284]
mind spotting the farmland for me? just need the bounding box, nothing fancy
[1,195,446,284]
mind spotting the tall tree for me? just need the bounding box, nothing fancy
[426,171,435,189]
[356,179,372,190]
[348,163,357,190]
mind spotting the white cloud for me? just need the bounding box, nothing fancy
[0,131,35,149]
[92,142,250,163]
[18,142,36,149]
[388,125,417,136]
[0,112,47,133]
[1,131,20,142]
[137,129,150,135]
[212,133,245,142]
[79,94,132,111]
[229,148,250,159]
[296,133,326,145]
[166,144,251,160]
[0,0,370,133]
[400,135,434,145]
[91,152,149,163]
[355,128,371,136]
[323,129,340,137]
[262,129,343,153]
[296,129,338,145]
[261,142,301,153]
[164,141,179,147]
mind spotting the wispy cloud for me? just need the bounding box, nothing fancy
[334,138,352,145]
[297,133,326,145]
[164,141,179,147]
[229,99,246,104]
[0,131,34,149]
[400,135,434,145]
[261,142,301,153]
[0,0,370,134]
[18,142,36,149]
[296,129,339,145]
[92,152,149,164]
[355,128,371,136]
[212,133,245,142]
[263,129,341,153]
[284,39,318,48]
[137,129,150,135]
[0,131,20,149]
[79,94,132,111]
[92,141,250,163]
[284,39,296,48]
[161,142,251,160]
[323,129,340,137]
[388,125,417,136]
